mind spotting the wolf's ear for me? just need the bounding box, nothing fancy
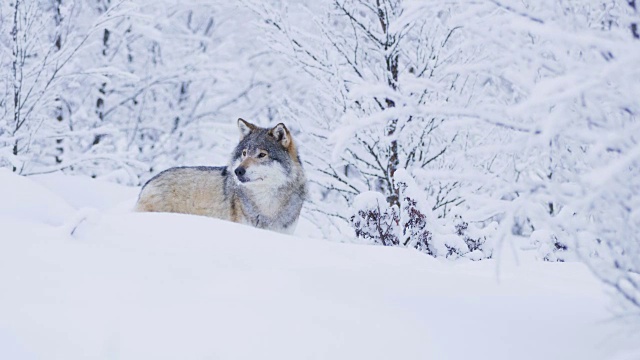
[238,118,256,139]
[269,123,292,148]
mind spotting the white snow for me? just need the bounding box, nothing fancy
[0,171,637,359]
[0,169,75,226]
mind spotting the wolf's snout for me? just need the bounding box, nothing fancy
[235,166,249,183]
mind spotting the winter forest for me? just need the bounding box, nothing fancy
[1,0,640,351]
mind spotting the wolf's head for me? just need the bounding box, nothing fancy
[230,118,301,189]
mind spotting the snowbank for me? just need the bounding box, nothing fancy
[0,169,75,226]
[0,171,636,359]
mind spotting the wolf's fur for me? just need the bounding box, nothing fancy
[135,119,307,234]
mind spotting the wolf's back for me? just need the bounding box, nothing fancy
[135,166,233,219]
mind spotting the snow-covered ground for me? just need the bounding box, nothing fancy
[0,169,637,360]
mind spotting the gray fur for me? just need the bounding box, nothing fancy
[135,119,307,234]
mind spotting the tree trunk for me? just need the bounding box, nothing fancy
[377,0,400,207]
[630,1,639,39]
[53,0,65,164]
[11,0,20,172]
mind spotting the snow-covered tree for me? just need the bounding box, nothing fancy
[250,0,476,241]
[0,1,286,183]
[0,0,132,174]
[432,0,640,316]
[253,0,640,318]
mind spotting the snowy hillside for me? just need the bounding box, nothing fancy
[1,0,639,358]
[0,169,637,360]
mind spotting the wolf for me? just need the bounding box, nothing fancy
[135,118,307,234]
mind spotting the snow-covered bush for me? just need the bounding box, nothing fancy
[399,193,433,255]
[351,170,491,259]
[350,191,400,247]
[350,189,492,259]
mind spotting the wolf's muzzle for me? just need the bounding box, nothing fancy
[235,167,249,183]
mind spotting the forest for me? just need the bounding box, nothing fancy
[1,0,639,326]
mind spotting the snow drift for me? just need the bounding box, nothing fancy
[0,170,636,359]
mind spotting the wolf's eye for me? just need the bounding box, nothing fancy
[242,149,247,157]
[258,152,268,159]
